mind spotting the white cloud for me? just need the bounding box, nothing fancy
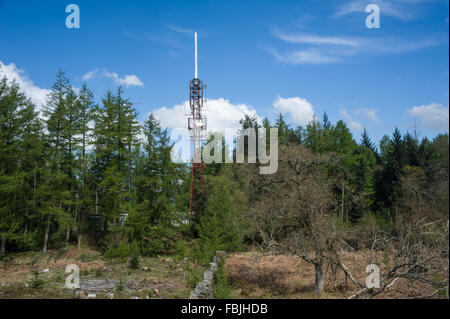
[83,68,144,87]
[154,95,319,134]
[269,48,339,65]
[407,103,449,132]
[273,95,315,126]
[339,108,364,131]
[0,60,51,110]
[349,121,363,131]
[294,14,316,29]
[82,69,99,80]
[152,98,261,133]
[354,108,379,123]
[168,25,194,35]
[112,73,144,87]
[269,28,440,65]
[271,28,360,47]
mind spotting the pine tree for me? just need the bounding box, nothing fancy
[41,70,74,250]
[0,78,41,254]
[15,89,45,250]
[136,113,176,224]
[304,117,323,153]
[322,112,331,130]
[76,82,95,248]
[197,171,244,264]
[262,118,271,152]
[330,120,357,155]
[236,115,260,163]
[374,128,406,217]
[275,114,288,145]
[349,145,376,220]
[92,88,140,227]
[361,128,379,162]
[404,131,420,167]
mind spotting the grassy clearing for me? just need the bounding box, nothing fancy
[0,246,205,299]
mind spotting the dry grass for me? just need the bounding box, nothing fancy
[0,246,196,299]
[225,249,447,299]
[2,246,445,299]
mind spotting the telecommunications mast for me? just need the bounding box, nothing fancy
[188,32,207,217]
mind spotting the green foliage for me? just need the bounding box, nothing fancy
[47,246,69,263]
[196,171,245,264]
[128,254,140,270]
[174,240,188,259]
[214,260,233,299]
[95,267,103,277]
[141,238,165,257]
[125,113,187,256]
[1,255,11,270]
[116,278,125,292]
[104,241,133,262]
[135,226,179,257]
[0,68,448,281]
[30,270,44,289]
[359,212,389,232]
[77,252,100,263]
[185,265,203,289]
[0,76,45,253]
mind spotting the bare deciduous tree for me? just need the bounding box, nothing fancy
[347,166,449,299]
[239,144,449,298]
[240,145,344,295]
[348,216,448,299]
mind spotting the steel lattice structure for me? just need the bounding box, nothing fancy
[188,33,207,217]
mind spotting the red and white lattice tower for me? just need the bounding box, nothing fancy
[188,32,207,217]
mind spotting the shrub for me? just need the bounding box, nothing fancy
[30,270,44,289]
[77,252,100,262]
[1,256,11,270]
[174,240,188,259]
[116,278,125,292]
[214,261,233,299]
[128,255,140,270]
[104,241,133,262]
[196,174,245,265]
[185,266,203,289]
[138,226,179,257]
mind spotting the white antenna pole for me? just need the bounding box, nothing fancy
[194,32,198,78]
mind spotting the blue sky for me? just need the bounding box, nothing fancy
[0,0,448,145]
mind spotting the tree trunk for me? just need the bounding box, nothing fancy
[314,261,324,295]
[66,227,70,244]
[341,182,345,222]
[1,236,5,257]
[43,215,51,252]
[66,206,71,244]
[24,206,28,235]
[75,205,82,250]
[95,189,98,215]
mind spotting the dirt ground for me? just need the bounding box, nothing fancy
[0,246,200,299]
[225,250,447,299]
[1,246,446,299]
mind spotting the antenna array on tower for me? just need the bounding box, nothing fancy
[188,32,207,217]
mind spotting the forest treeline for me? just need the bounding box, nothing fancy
[0,70,448,271]
[0,70,188,258]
